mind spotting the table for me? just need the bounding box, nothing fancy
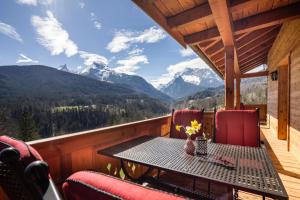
[98,136,288,200]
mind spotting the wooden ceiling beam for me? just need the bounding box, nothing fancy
[184,2,300,45]
[202,38,221,51]
[241,63,265,74]
[167,3,212,30]
[236,25,279,50]
[239,44,272,63]
[240,56,267,71]
[241,61,266,73]
[240,52,268,67]
[210,50,224,62]
[208,0,241,78]
[241,71,268,78]
[205,40,224,55]
[198,39,216,48]
[234,1,300,34]
[168,0,262,30]
[238,28,279,57]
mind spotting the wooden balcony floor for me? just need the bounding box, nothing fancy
[146,127,300,199]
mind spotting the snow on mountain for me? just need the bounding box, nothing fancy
[160,68,223,99]
[77,62,172,103]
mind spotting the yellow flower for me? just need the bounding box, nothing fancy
[175,125,182,132]
[191,120,201,132]
[185,126,196,136]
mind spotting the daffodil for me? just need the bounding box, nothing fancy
[175,125,182,132]
[185,126,196,136]
[191,120,201,131]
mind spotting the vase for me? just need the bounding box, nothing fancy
[195,137,207,155]
[184,137,195,155]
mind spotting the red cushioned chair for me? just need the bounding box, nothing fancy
[0,136,184,200]
[214,109,260,147]
[63,171,184,200]
[170,109,204,140]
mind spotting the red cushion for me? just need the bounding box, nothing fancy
[170,109,203,140]
[0,135,43,166]
[63,171,184,200]
[215,110,259,147]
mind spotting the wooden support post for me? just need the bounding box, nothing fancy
[236,77,241,109]
[278,64,288,140]
[225,46,234,110]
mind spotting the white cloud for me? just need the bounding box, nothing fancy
[16,54,38,63]
[167,58,207,76]
[128,47,144,56]
[150,58,209,88]
[79,2,85,8]
[114,55,148,75]
[180,47,195,57]
[0,21,23,43]
[79,51,108,66]
[31,11,78,57]
[106,26,166,53]
[17,0,53,6]
[90,12,101,30]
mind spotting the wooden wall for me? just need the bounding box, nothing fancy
[267,19,300,158]
[267,76,278,132]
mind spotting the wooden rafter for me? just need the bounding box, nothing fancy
[210,50,224,62]
[205,40,224,55]
[241,58,267,73]
[201,38,221,51]
[168,0,262,30]
[167,3,212,30]
[241,71,268,78]
[238,29,279,57]
[236,26,279,50]
[184,2,300,45]
[234,1,300,34]
[239,44,272,63]
[240,52,268,67]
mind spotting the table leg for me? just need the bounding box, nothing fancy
[120,159,154,183]
[234,189,239,200]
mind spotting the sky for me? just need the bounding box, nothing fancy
[0,0,216,87]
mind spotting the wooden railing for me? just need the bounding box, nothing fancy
[27,112,216,184]
[243,104,267,122]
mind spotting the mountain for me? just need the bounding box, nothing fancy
[160,76,203,99]
[160,68,223,99]
[174,76,267,111]
[0,65,158,104]
[78,62,173,103]
[58,64,70,72]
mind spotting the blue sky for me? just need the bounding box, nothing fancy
[0,0,212,87]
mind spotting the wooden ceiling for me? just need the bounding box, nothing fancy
[133,0,300,78]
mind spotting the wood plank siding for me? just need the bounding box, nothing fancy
[267,19,300,159]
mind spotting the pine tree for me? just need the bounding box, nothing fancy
[18,109,39,141]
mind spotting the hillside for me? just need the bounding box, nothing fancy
[0,65,136,104]
[78,62,173,103]
[174,77,267,111]
[0,65,169,141]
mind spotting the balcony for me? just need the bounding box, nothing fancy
[20,106,299,199]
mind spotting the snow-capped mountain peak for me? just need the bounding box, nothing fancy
[160,67,223,99]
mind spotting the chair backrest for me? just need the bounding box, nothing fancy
[170,109,204,140]
[214,110,260,147]
[0,136,61,200]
